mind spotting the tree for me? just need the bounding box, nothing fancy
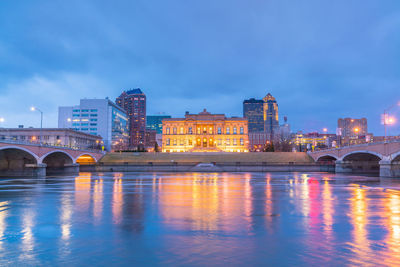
[154,142,160,152]
[263,141,275,152]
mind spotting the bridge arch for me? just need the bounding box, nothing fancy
[75,153,97,164]
[316,154,338,163]
[0,146,39,176]
[40,150,74,173]
[340,150,382,174]
[340,150,383,162]
[390,151,400,163]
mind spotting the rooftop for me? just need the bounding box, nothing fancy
[126,88,144,95]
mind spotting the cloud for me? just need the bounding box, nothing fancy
[0,73,111,128]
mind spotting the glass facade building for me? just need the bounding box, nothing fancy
[146,115,171,134]
[243,98,264,133]
[58,98,129,151]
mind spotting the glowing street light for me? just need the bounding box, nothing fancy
[322,128,328,133]
[31,106,43,145]
[383,101,400,142]
[0,117,4,123]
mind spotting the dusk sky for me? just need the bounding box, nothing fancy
[1,0,399,135]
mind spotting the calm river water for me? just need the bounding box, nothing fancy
[0,172,400,266]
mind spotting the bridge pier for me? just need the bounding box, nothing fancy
[46,163,80,176]
[0,163,47,178]
[380,160,400,178]
[335,160,353,173]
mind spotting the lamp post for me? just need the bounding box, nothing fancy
[383,101,400,142]
[31,107,43,145]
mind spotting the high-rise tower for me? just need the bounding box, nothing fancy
[116,89,146,148]
[263,93,279,138]
[243,98,264,133]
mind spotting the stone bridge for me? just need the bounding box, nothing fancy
[0,141,105,177]
[308,141,400,178]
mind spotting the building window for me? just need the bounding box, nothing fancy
[240,127,244,134]
[73,114,80,117]
[166,127,170,134]
[90,119,97,122]
[197,127,201,134]
[209,127,213,134]
[226,139,230,145]
[81,114,89,117]
[81,109,89,112]
[180,127,184,134]
[180,139,184,145]
[173,139,177,146]
[90,109,98,112]
[90,128,97,131]
[203,138,207,147]
[240,138,244,146]
[217,127,221,135]
[233,139,237,146]
[233,127,237,134]
[226,127,230,134]
[90,123,97,126]
[188,139,192,145]
[209,138,213,147]
[188,127,193,134]
[73,109,80,112]
[90,114,97,117]
[217,139,222,145]
[173,127,177,134]
[81,123,89,126]
[166,138,170,146]
[203,127,207,134]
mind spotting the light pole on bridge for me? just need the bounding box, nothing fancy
[31,107,43,146]
[383,101,400,143]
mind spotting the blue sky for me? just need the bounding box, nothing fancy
[0,0,399,135]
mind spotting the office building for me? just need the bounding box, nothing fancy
[263,93,280,138]
[146,115,171,134]
[58,98,129,151]
[116,89,146,148]
[243,98,264,133]
[162,109,249,152]
[337,118,368,137]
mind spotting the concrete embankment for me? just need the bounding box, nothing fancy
[80,152,335,173]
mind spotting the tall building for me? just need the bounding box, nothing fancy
[243,98,264,133]
[162,109,249,152]
[116,89,146,148]
[337,118,368,137]
[146,115,171,134]
[263,93,279,138]
[58,98,129,151]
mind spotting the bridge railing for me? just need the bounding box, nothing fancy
[0,139,104,153]
[309,140,400,153]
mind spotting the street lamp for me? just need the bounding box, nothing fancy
[31,106,43,145]
[383,101,400,142]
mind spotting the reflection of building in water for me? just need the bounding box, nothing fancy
[20,209,36,261]
[349,187,372,263]
[112,173,123,225]
[93,178,104,224]
[121,177,145,233]
[162,109,249,152]
[0,201,9,249]
[321,178,334,234]
[60,194,73,241]
[382,190,400,265]
[75,173,92,212]
[157,173,256,232]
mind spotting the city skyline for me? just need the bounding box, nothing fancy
[1,1,400,135]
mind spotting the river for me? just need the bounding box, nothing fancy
[0,172,399,266]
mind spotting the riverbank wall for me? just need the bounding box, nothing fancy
[80,152,335,173]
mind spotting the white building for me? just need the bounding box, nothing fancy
[58,98,129,151]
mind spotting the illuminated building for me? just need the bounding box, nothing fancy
[338,118,368,137]
[243,98,264,133]
[162,109,249,152]
[263,93,279,138]
[58,98,128,151]
[0,128,102,150]
[293,131,337,151]
[116,89,146,148]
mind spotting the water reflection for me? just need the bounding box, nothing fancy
[0,172,399,266]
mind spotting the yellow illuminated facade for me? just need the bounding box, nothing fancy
[162,109,249,152]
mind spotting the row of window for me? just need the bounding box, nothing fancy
[73,109,98,112]
[72,123,97,126]
[165,138,244,146]
[165,127,244,135]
